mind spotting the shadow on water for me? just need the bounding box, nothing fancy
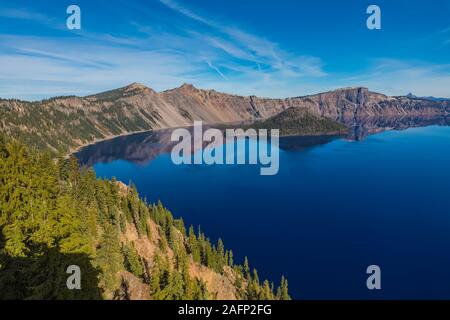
[0,230,102,300]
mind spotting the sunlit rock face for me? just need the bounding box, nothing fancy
[1,83,448,154]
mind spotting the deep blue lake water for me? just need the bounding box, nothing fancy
[77,123,450,299]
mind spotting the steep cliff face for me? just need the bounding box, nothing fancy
[0,83,448,153]
[283,87,448,118]
[160,83,287,122]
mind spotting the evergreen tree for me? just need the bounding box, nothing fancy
[277,276,291,300]
[217,238,225,269]
[150,254,162,296]
[228,250,234,267]
[96,223,123,292]
[262,280,273,300]
[224,251,229,267]
[192,279,209,300]
[243,256,251,280]
[122,243,143,278]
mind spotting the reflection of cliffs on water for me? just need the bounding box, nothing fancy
[76,129,177,167]
[343,114,450,141]
[76,115,450,166]
[76,125,226,167]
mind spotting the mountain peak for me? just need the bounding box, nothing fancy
[178,83,197,91]
[125,82,149,91]
[334,86,369,92]
[86,82,153,101]
[405,92,449,102]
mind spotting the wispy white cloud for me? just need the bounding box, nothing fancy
[206,60,228,80]
[158,0,216,27]
[0,8,51,23]
[199,34,256,62]
[0,7,66,31]
[157,0,326,79]
[0,0,327,100]
[0,34,205,99]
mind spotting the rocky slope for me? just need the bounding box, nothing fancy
[0,83,448,153]
[117,208,237,300]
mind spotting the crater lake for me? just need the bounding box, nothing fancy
[76,119,450,299]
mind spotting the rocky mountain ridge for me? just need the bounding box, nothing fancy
[1,83,448,153]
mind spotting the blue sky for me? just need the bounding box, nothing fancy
[1,0,450,100]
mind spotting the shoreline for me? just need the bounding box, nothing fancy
[68,127,166,157]
[69,112,450,158]
[276,129,349,138]
[69,124,350,158]
[68,120,246,157]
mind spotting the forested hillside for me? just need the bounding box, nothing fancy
[248,107,347,136]
[0,135,290,300]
